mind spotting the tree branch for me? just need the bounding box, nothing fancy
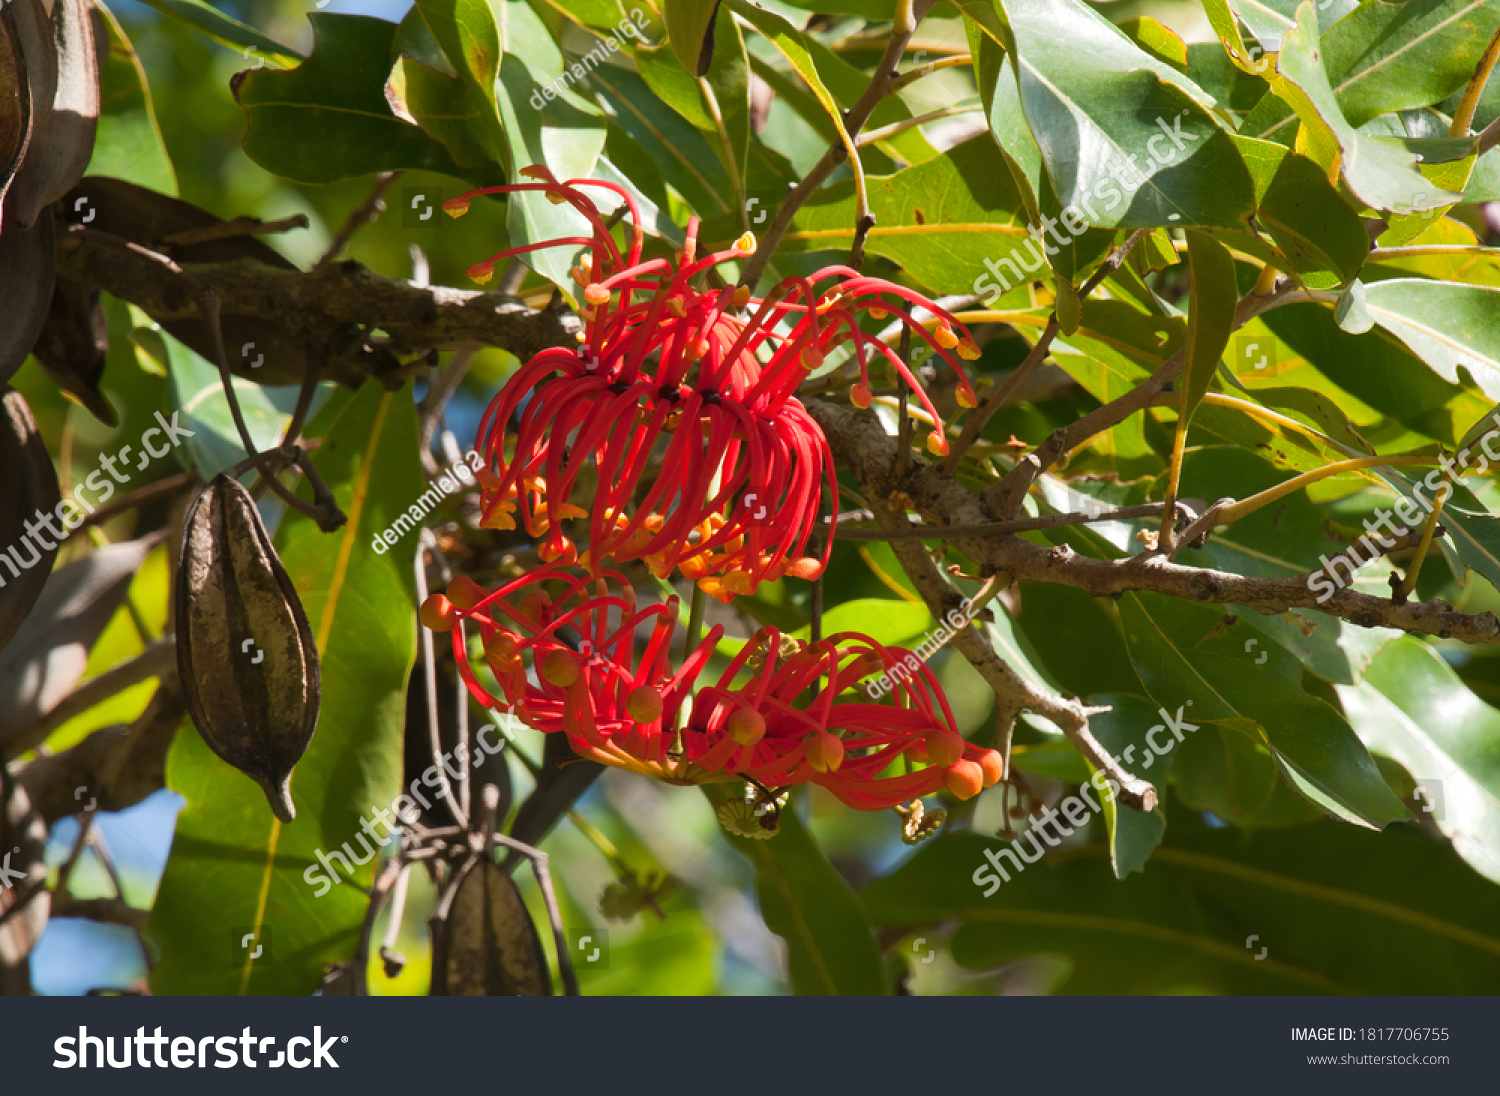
[863,490,1158,810]
[57,231,581,380]
[809,399,1500,647]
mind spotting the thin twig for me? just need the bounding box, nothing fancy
[159,213,309,249]
[418,349,478,466]
[14,637,177,751]
[739,0,935,287]
[940,228,1151,477]
[75,472,197,534]
[315,171,401,270]
[823,502,1181,540]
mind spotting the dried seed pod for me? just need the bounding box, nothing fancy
[0,386,61,655]
[175,473,319,822]
[430,857,550,996]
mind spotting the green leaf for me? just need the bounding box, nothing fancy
[792,598,934,651]
[86,2,176,195]
[150,385,423,994]
[1180,231,1238,427]
[1259,2,1458,214]
[1358,279,1500,402]
[721,0,858,173]
[989,0,1256,229]
[385,56,493,169]
[572,910,718,995]
[1086,693,1172,876]
[138,0,300,67]
[493,0,607,290]
[1117,17,1188,70]
[863,809,1500,993]
[1119,591,1409,829]
[663,0,718,77]
[707,786,886,995]
[634,11,750,207]
[1245,142,1369,288]
[1338,636,1500,883]
[234,14,475,185]
[1254,0,1500,145]
[778,136,1030,298]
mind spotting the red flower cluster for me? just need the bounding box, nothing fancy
[422,566,1003,810]
[445,167,981,601]
[419,168,1001,811]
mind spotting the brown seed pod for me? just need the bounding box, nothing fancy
[175,473,319,822]
[430,857,551,996]
[0,385,62,654]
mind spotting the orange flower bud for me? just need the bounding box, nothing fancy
[935,324,959,350]
[468,261,496,285]
[805,731,845,773]
[485,631,521,663]
[626,686,664,724]
[943,759,984,799]
[976,748,1004,788]
[733,231,756,254]
[442,197,470,218]
[584,283,611,306]
[419,594,457,633]
[727,708,765,746]
[540,650,580,687]
[783,557,822,580]
[924,729,965,767]
[850,382,872,409]
[925,430,948,456]
[446,575,489,612]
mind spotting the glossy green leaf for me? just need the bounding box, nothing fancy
[1254,0,1500,146]
[494,0,608,291]
[1338,636,1500,883]
[235,14,474,185]
[793,598,933,651]
[149,385,423,994]
[1259,3,1458,214]
[591,65,736,219]
[1086,693,1172,876]
[863,809,1500,993]
[1246,142,1369,288]
[989,0,1256,229]
[138,0,300,67]
[1180,231,1238,427]
[1359,279,1500,402]
[1119,590,1409,829]
[778,136,1030,298]
[663,0,717,77]
[707,786,886,995]
[86,2,176,195]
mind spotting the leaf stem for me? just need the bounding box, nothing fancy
[1450,25,1500,136]
[1215,455,1435,526]
[1395,484,1450,602]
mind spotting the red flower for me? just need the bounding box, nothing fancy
[422,566,1001,810]
[445,168,982,599]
